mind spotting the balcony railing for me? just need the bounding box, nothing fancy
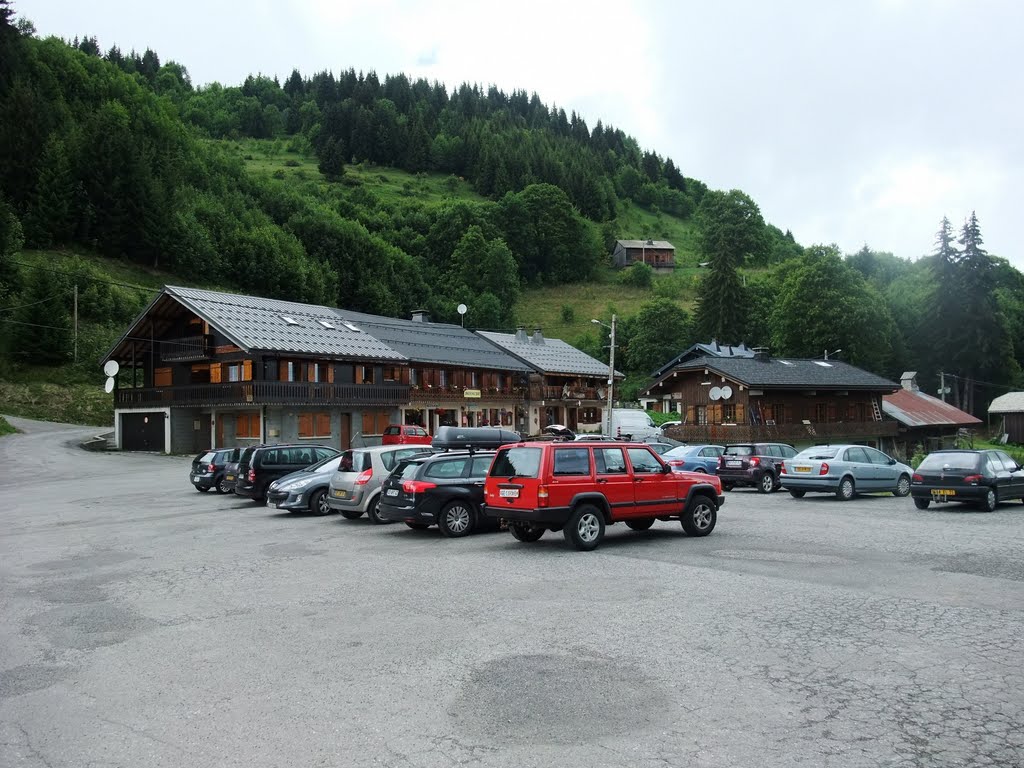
[409,386,524,402]
[160,335,213,362]
[663,420,899,444]
[115,381,409,408]
[529,385,604,402]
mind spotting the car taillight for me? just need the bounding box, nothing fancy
[963,475,982,484]
[912,473,923,482]
[538,485,549,507]
[668,459,685,467]
[207,462,216,472]
[749,457,760,467]
[354,469,373,485]
[819,463,829,475]
[779,461,786,475]
[247,468,255,482]
[402,479,437,494]
[717,456,724,468]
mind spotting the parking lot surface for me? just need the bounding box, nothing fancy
[1,417,1023,768]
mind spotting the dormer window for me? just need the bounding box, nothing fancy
[280,316,299,326]
[317,319,336,330]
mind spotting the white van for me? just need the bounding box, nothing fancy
[610,409,662,441]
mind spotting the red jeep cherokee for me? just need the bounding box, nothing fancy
[483,440,724,551]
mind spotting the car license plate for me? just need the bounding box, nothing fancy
[727,461,742,468]
[933,489,955,497]
[333,489,348,498]
[385,488,399,496]
[794,466,811,473]
[226,475,235,481]
[499,488,519,498]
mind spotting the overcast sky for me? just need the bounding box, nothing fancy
[17,0,1023,268]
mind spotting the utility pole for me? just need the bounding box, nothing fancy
[940,371,946,402]
[607,314,616,435]
[73,283,78,363]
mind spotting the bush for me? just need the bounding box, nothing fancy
[560,304,575,323]
[284,159,301,167]
[618,262,653,288]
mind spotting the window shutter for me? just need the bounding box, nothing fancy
[243,360,252,381]
[736,403,745,423]
[307,363,316,382]
[686,405,695,423]
[298,413,313,438]
[210,363,221,383]
[315,412,331,437]
[327,365,335,384]
[154,367,172,387]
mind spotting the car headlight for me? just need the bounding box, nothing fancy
[282,478,314,492]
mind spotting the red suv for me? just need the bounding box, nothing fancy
[483,440,724,551]
[380,424,432,446]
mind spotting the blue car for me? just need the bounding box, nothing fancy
[663,444,724,474]
[779,444,913,501]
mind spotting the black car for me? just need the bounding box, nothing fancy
[377,426,519,537]
[716,442,798,493]
[190,447,241,494]
[911,449,1024,512]
[235,444,340,503]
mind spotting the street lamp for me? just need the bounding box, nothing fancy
[591,315,617,435]
[825,348,842,360]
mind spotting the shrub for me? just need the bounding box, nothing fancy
[618,262,653,288]
[560,304,575,323]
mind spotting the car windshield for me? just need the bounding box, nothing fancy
[723,446,753,456]
[199,452,215,463]
[395,460,424,480]
[383,426,402,436]
[490,447,542,478]
[917,452,980,471]
[336,450,371,473]
[795,447,839,460]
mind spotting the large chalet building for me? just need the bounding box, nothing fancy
[103,286,615,453]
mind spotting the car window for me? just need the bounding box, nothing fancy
[382,447,426,471]
[470,455,493,477]
[425,458,470,479]
[384,426,401,436]
[762,445,779,458]
[917,452,979,471]
[414,427,429,437]
[199,451,216,464]
[864,448,892,465]
[626,447,662,473]
[337,450,371,473]
[595,447,628,474]
[996,451,1019,471]
[844,447,870,463]
[983,454,1002,475]
[490,447,542,478]
[724,446,753,457]
[796,447,839,460]
[553,447,592,476]
[395,460,424,480]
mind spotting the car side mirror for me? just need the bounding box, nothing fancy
[888,458,896,465]
[661,463,672,474]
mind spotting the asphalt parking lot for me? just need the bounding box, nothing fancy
[1,417,1023,768]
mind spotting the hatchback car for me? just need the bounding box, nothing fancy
[327,445,434,523]
[910,449,1024,512]
[716,442,797,493]
[380,424,432,446]
[266,453,346,515]
[379,451,498,536]
[663,444,724,474]
[190,447,241,493]
[779,444,913,500]
[234,444,340,503]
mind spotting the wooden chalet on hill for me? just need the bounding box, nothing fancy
[643,348,900,449]
[612,239,675,270]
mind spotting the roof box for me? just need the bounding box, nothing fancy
[432,426,522,451]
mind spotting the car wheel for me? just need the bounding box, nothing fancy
[893,474,911,497]
[216,476,231,494]
[563,504,605,551]
[405,522,429,530]
[789,489,806,499]
[196,486,210,493]
[980,487,998,512]
[913,497,930,510]
[510,522,545,542]
[309,489,331,516]
[625,519,654,531]
[366,496,389,524]
[758,472,776,494]
[836,477,855,501]
[440,501,475,538]
[695,467,707,473]
[340,509,364,520]
[681,495,717,537]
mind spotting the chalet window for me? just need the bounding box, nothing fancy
[224,361,252,383]
[357,365,374,384]
[409,369,418,387]
[696,406,707,426]
[470,371,479,388]
[154,367,172,387]
[771,403,785,424]
[580,407,600,423]
[722,404,736,423]
[855,402,867,421]
[439,370,448,387]
[298,412,331,438]
[815,403,828,422]
[383,366,401,382]
[236,411,260,439]
[496,373,505,391]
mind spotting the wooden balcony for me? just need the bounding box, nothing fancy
[663,420,900,445]
[160,335,213,362]
[529,385,605,402]
[115,381,409,408]
[409,386,524,403]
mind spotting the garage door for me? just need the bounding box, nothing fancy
[121,412,166,452]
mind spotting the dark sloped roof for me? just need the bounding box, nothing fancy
[647,355,898,393]
[477,331,621,377]
[883,388,982,428]
[651,341,755,378]
[337,311,531,371]
[615,239,674,250]
[167,286,404,360]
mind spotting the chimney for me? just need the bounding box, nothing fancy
[514,326,529,343]
[411,309,431,323]
[531,327,545,344]
[752,346,770,361]
[646,238,654,245]
[901,371,918,391]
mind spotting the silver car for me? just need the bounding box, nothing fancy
[778,444,913,501]
[327,445,434,523]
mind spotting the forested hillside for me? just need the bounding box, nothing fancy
[1,4,1022,422]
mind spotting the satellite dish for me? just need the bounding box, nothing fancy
[720,385,733,400]
[104,377,115,394]
[457,303,468,315]
[709,386,722,401]
[103,360,119,377]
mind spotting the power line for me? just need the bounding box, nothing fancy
[9,259,162,293]
[0,294,61,313]
[0,317,72,331]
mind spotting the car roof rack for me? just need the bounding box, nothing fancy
[431,426,522,453]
